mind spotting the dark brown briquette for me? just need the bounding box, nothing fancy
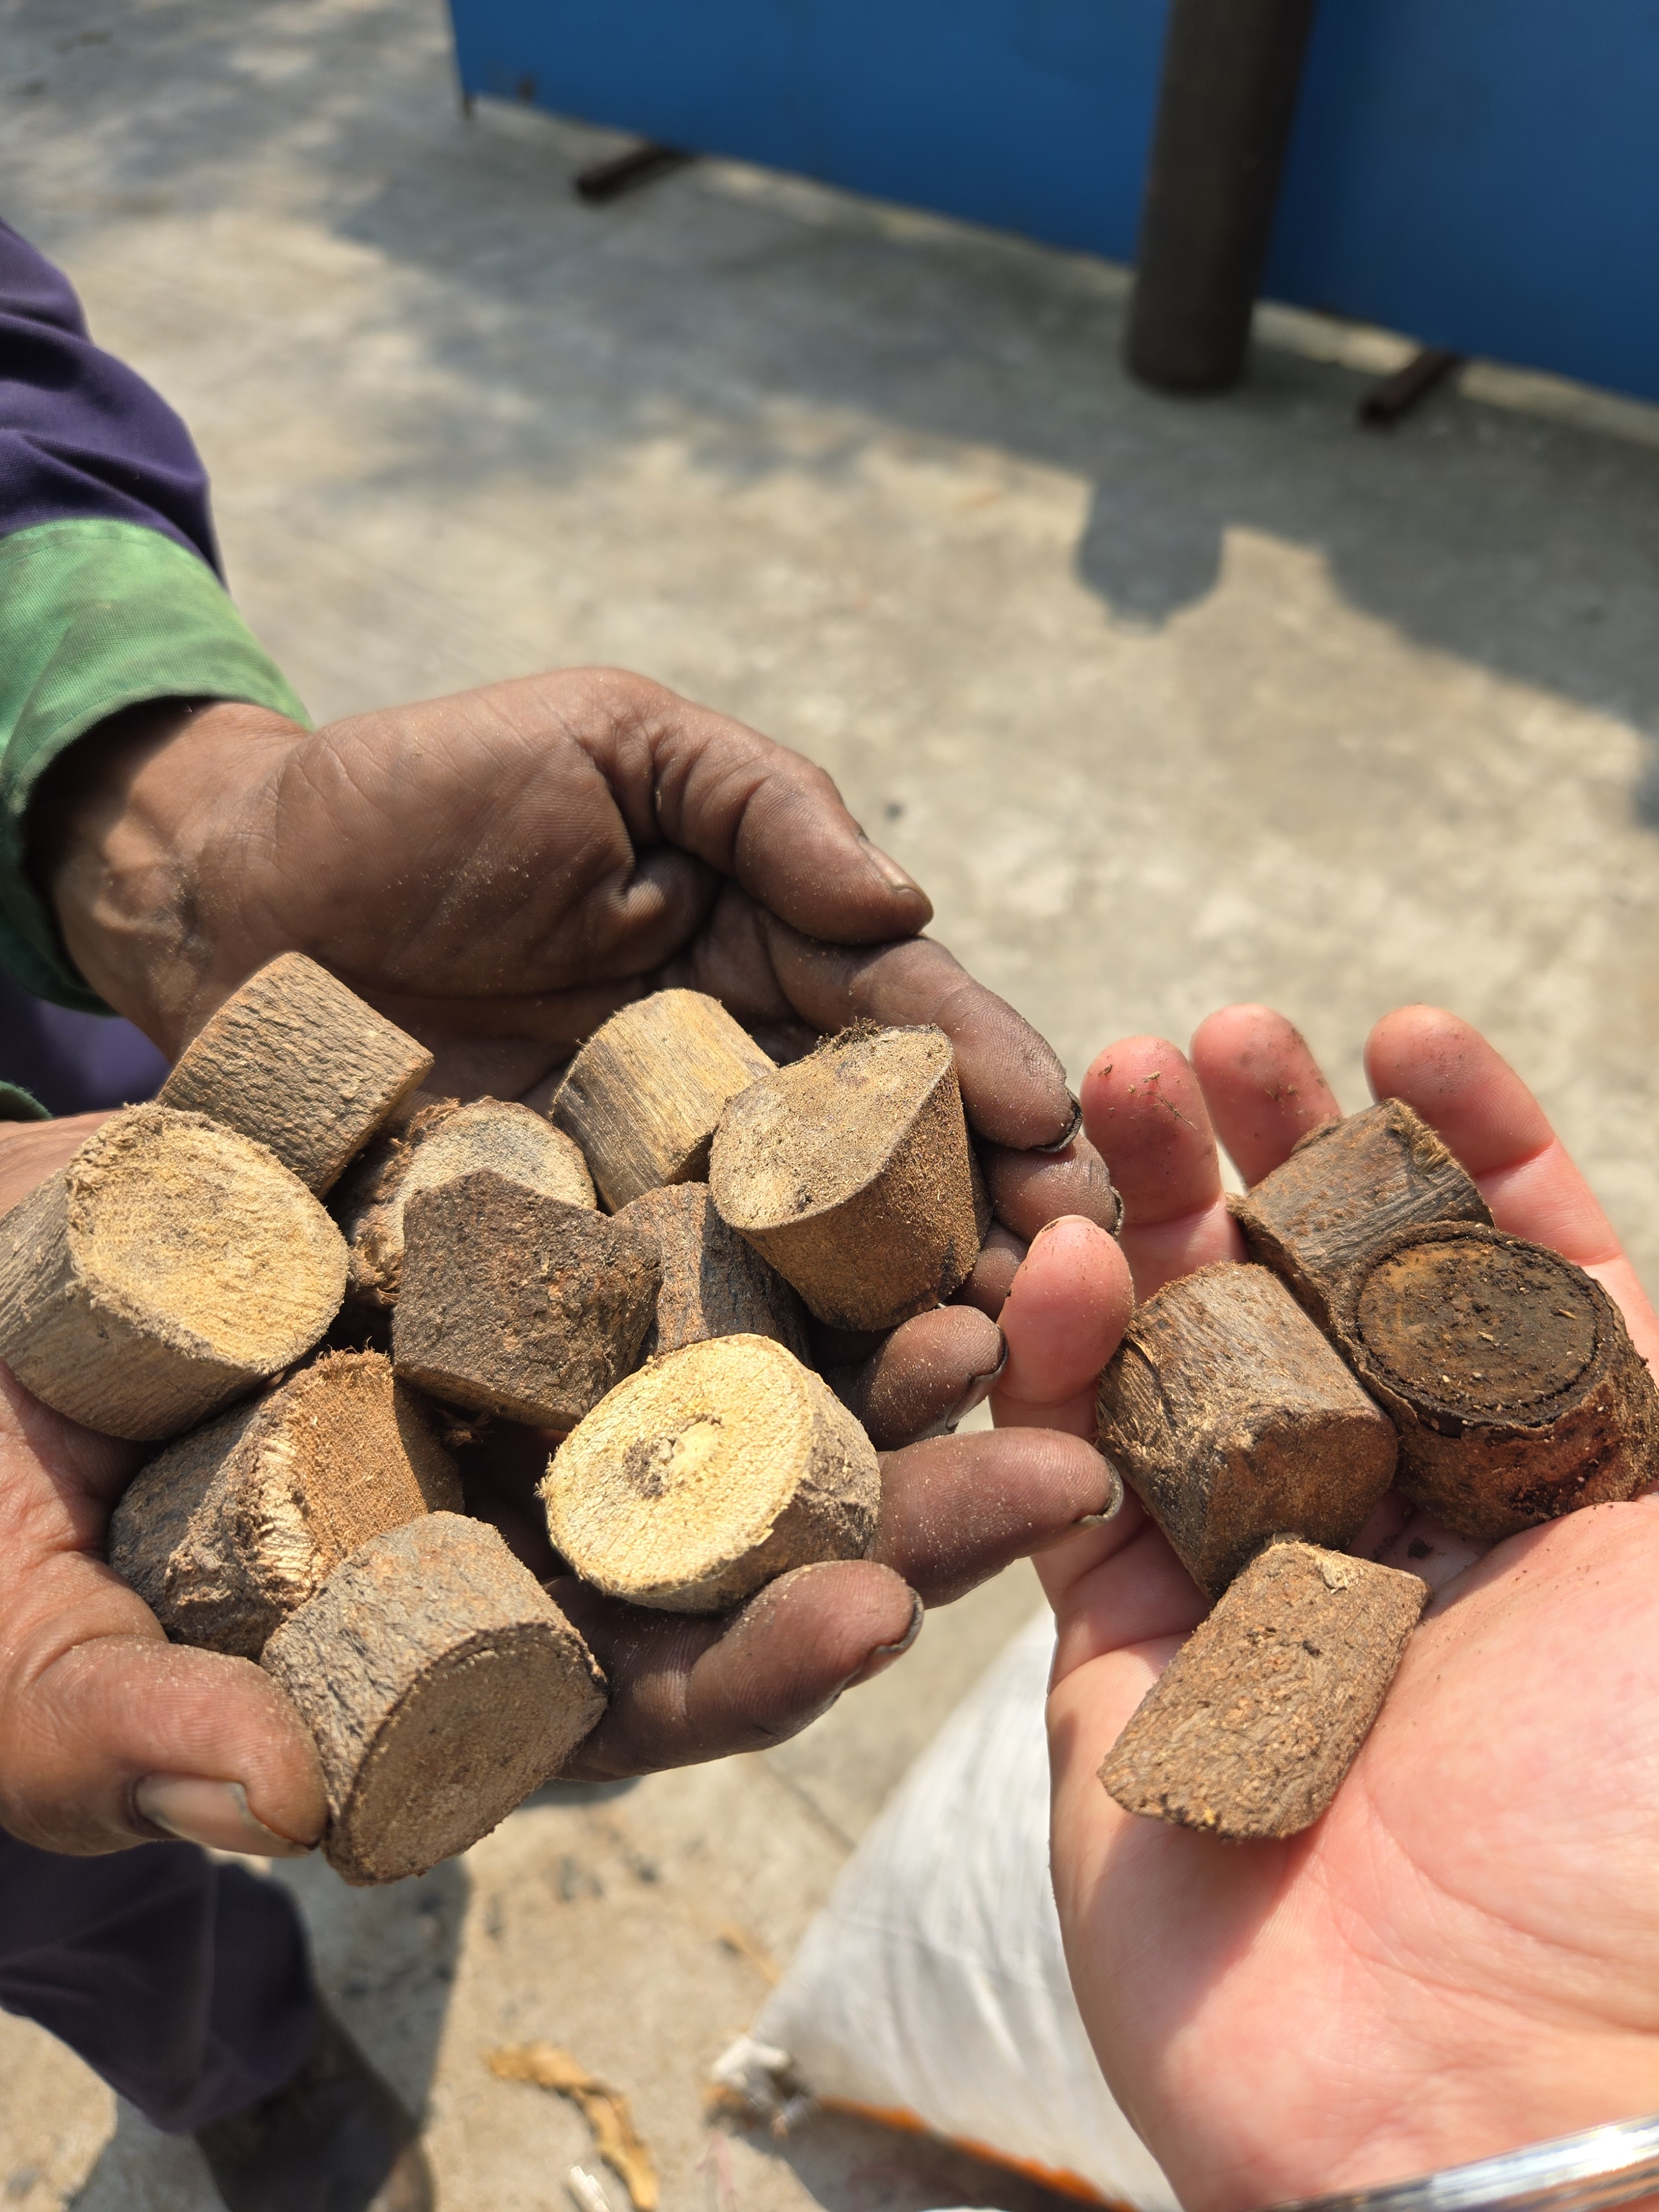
[333,1095,596,1317]
[160,953,433,1196]
[1100,1538,1427,1839]
[620,1183,809,1361]
[1230,1098,1491,1334]
[1335,1220,1659,1540]
[392,1171,659,1428]
[262,1514,607,1884]
[1097,1262,1397,1599]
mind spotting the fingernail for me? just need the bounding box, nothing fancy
[946,1331,1008,1428]
[844,1591,925,1689]
[134,1776,317,1859]
[858,836,925,899]
[1032,1092,1083,1154]
[1073,1459,1126,1528]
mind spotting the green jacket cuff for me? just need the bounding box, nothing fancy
[0,520,311,1011]
[0,1082,49,1123]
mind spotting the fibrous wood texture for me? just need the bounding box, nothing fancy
[551,990,775,1211]
[620,1183,809,1362]
[334,1097,596,1314]
[0,1105,347,1441]
[541,1334,880,1613]
[708,1023,989,1333]
[108,1352,460,1658]
[1097,1261,1397,1599]
[1100,1539,1427,1839]
[1231,1098,1491,1332]
[160,953,433,1196]
[392,1172,658,1428]
[262,1512,606,1884]
[1335,1221,1659,1540]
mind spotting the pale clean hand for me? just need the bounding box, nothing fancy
[994,1005,1659,2212]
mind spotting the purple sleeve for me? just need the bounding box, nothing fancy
[0,219,223,575]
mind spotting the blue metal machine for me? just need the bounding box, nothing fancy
[447,0,1658,402]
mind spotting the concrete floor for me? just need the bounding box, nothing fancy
[4,0,1659,2205]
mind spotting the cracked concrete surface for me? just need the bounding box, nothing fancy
[3,0,1658,2204]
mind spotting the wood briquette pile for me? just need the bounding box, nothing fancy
[3,951,1648,1872]
[1098,1097,1659,1841]
[0,958,986,1882]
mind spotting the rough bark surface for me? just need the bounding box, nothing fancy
[262,1513,607,1885]
[620,1183,809,1362]
[708,1024,990,1333]
[109,1352,460,1658]
[1100,1540,1427,1839]
[392,1172,659,1428]
[1097,1261,1397,1599]
[1336,1220,1659,1538]
[334,1097,596,1315]
[160,953,433,1196]
[0,1105,347,1441]
[551,990,775,1211]
[1231,1098,1491,1333]
[541,1334,880,1612]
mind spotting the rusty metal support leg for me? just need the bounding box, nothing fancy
[1126,0,1318,395]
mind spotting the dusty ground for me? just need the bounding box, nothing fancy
[3,0,1658,2205]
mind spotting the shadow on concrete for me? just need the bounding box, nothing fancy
[18,0,1659,795]
[269,1853,471,2126]
[71,2100,222,2211]
[1630,754,1659,832]
[354,154,1659,808]
[64,1857,469,2208]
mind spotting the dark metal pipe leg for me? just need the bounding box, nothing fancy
[1126,0,1318,395]
[1359,347,1464,427]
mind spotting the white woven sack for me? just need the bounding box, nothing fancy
[714,1611,1177,2209]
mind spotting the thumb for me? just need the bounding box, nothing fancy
[0,1361,326,1858]
[2,1620,326,1858]
[993,1215,1135,1438]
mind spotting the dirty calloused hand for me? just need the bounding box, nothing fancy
[0,1116,327,1858]
[24,672,1129,1794]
